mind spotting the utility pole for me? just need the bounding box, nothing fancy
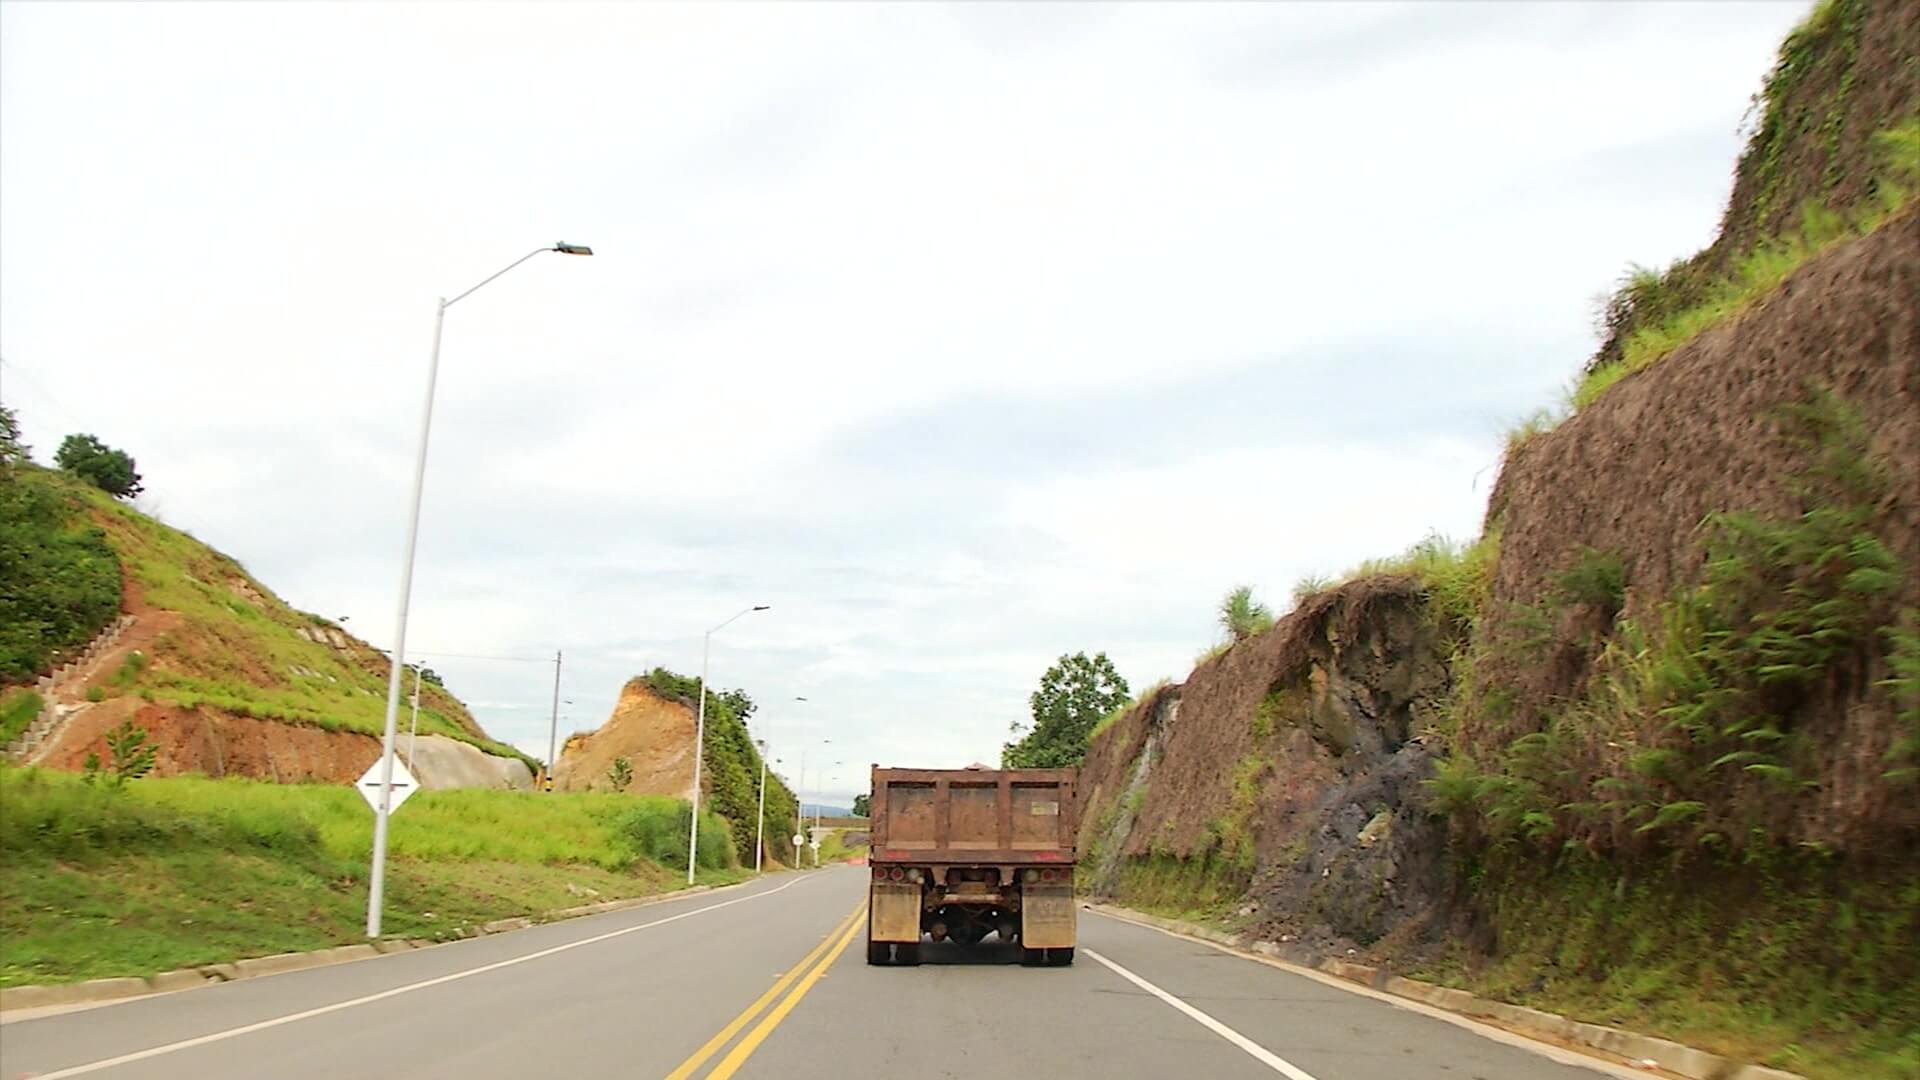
[545,650,561,792]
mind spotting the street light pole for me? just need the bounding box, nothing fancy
[687,604,769,885]
[365,242,593,940]
[753,695,806,873]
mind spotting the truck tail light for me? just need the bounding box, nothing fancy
[1040,868,1057,883]
[888,866,905,882]
[1023,869,1039,884]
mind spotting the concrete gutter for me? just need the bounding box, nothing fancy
[1086,903,1805,1080]
[0,876,773,1019]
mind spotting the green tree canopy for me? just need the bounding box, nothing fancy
[1001,651,1131,768]
[55,434,143,499]
[851,793,870,817]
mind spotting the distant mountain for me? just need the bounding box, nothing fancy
[800,803,855,818]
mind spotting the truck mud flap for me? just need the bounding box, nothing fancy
[1020,884,1075,949]
[870,882,922,943]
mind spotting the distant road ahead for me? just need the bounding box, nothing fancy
[3,866,1637,1079]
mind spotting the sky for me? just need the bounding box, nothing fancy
[0,1,1811,806]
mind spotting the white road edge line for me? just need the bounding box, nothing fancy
[1082,947,1320,1080]
[30,875,815,1080]
[1086,907,1650,1080]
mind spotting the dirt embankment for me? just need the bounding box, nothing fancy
[43,703,383,784]
[1481,209,1920,845]
[554,678,696,795]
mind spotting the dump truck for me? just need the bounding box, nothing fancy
[865,764,1078,966]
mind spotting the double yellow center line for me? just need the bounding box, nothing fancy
[665,900,868,1080]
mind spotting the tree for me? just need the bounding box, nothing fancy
[1219,585,1275,643]
[851,793,870,818]
[0,405,26,468]
[1002,652,1131,768]
[55,434,143,499]
[606,756,633,791]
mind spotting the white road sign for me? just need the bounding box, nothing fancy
[792,834,804,847]
[357,758,420,815]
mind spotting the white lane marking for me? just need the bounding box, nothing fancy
[31,876,813,1079]
[1083,947,1320,1080]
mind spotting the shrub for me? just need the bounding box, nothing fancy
[54,434,143,499]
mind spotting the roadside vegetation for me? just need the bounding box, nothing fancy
[0,766,744,986]
[1001,651,1131,768]
[0,411,123,683]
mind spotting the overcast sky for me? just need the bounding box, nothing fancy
[1,1,1809,804]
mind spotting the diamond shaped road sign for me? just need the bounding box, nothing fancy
[357,758,420,815]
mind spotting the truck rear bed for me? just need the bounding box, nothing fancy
[868,766,1078,867]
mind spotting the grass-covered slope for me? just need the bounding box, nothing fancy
[0,767,741,986]
[33,466,534,769]
[0,463,120,684]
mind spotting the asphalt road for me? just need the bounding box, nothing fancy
[1,866,1640,1079]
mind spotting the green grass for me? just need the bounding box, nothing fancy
[1574,118,1920,411]
[0,767,745,985]
[1408,850,1919,1080]
[1301,530,1500,638]
[1110,851,1248,926]
[1,689,42,746]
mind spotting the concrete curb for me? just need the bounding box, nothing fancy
[1085,903,1806,1080]
[0,877,757,1015]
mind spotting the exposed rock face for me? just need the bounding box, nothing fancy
[1079,582,1455,954]
[407,734,534,790]
[553,677,696,796]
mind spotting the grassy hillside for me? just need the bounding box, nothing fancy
[1588,0,1920,381]
[0,461,120,684]
[26,465,534,769]
[0,766,742,986]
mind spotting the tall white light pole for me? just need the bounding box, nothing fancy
[754,695,806,873]
[687,604,769,884]
[365,242,594,939]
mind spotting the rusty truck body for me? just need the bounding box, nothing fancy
[865,765,1078,966]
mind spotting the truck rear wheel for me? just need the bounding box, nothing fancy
[1021,946,1073,966]
[868,940,921,966]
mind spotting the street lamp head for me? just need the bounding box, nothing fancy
[552,242,594,256]
[752,604,771,612]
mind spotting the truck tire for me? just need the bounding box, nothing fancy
[866,940,890,966]
[894,942,922,966]
[1021,946,1073,966]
